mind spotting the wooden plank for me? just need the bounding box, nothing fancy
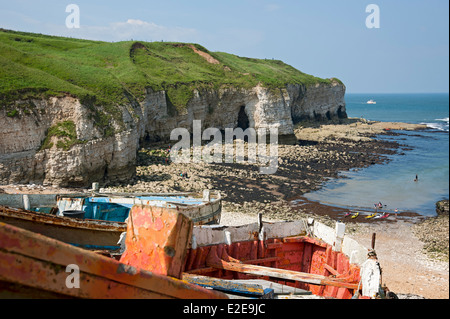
[0,250,166,299]
[266,242,283,250]
[324,264,340,276]
[319,246,333,296]
[230,279,313,296]
[302,240,313,274]
[283,236,328,248]
[206,246,359,290]
[244,257,280,265]
[185,267,217,275]
[183,274,274,298]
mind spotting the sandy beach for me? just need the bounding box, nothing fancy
[1,118,447,299]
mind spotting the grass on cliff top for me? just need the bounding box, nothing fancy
[0,29,339,132]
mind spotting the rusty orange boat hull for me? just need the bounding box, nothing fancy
[0,221,226,299]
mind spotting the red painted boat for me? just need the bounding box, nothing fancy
[182,217,385,299]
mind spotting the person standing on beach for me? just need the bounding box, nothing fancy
[395,208,399,220]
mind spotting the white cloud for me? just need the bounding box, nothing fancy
[49,18,198,43]
[109,19,197,42]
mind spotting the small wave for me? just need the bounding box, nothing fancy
[435,117,449,123]
[421,122,449,131]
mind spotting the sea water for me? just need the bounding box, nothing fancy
[303,93,449,216]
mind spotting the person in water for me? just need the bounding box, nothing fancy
[414,174,418,182]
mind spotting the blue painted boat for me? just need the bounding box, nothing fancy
[55,191,222,225]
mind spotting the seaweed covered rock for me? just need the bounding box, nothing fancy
[436,199,449,216]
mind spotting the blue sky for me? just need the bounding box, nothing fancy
[0,0,448,93]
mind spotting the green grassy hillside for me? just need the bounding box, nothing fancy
[0,29,338,135]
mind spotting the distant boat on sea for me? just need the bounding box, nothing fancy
[366,99,377,104]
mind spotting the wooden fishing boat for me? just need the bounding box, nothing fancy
[0,190,222,226]
[0,190,222,250]
[114,208,388,299]
[56,190,222,225]
[0,206,227,299]
[180,216,386,299]
[0,205,126,250]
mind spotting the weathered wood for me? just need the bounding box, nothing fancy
[0,221,227,299]
[119,205,193,279]
[183,274,274,298]
[0,205,125,248]
[185,267,217,275]
[324,264,340,276]
[266,242,283,250]
[230,279,313,296]
[206,246,360,290]
[0,249,165,299]
[244,257,280,265]
[182,218,378,299]
[283,236,328,248]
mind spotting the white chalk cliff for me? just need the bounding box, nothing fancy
[0,80,346,186]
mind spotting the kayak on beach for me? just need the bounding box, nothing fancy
[344,211,360,219]
[351,212,360,219]
[374,213,390,219]
[365,213,377,219]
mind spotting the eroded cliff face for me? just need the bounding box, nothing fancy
[0,81,346,186]
[290,80,347,123]
[143,80,346,140]
[0,97,138,187]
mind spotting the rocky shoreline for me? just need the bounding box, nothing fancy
[0,118,432,226]
[412,200,449,262]
[96,119,426,223]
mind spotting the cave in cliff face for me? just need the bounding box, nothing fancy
[237,106,250,130]
[337,105,348,119]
